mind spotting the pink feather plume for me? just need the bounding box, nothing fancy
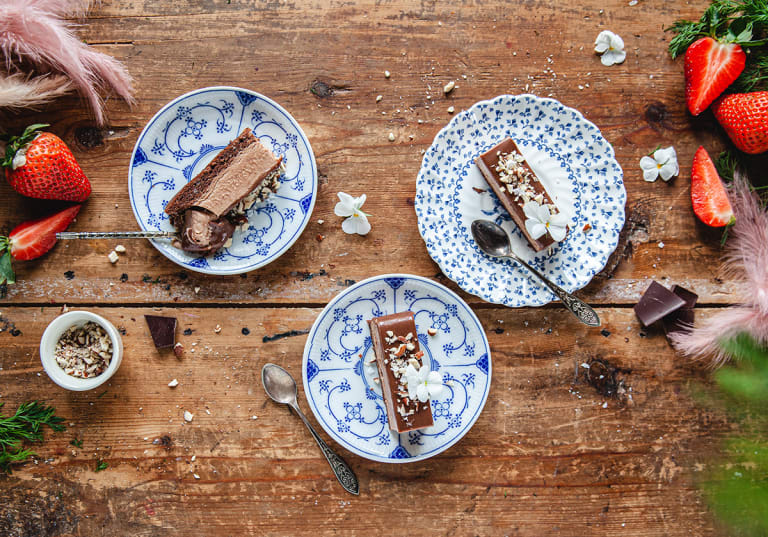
[0,0,134,125]
[670,170,768,366]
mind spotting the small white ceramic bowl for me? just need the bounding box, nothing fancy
[40,311,123,391]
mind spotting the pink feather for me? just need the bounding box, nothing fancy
[0,0,133,125]
[670,171,768,366]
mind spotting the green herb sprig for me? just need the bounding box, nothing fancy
[0,401,65,474]
[667,0,768,92]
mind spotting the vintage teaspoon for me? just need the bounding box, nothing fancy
[56,231,176,240]
[471,219,600,327]
[261,363,359,495]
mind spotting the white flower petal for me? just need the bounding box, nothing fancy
[407,378,419,399]
[341,216,362,234]
[659,162,679,181]
[427,371,442,385]
[416,382,429,403]
[639,155,657,171]
[526,220,548,240]
[609,32,625,50]
[354,193,367,209]
[427,383,444,398]
[406,364,419,378]
[653,146,676,164]
[594,31,612,53]
[353,214,371,235]
[643,168,660,182]
[548,223,568,242]
[601,49,626,66]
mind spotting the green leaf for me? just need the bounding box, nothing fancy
[95,460,108,472]
[0,250,14,286]
[69,438,83,449]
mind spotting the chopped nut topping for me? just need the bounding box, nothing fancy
[107,251,119,264]
[54,321,112,378]
[427,327,438,336]
[443,80,455,94]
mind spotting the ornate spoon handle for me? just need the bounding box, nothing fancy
[504,253,601,327]
[56,231,176,240]
[290,401,359,495]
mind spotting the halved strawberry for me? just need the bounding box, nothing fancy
[0,204,81,285]
[684,37,746,116]
[691,146,734,227]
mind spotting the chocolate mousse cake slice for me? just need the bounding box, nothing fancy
[368,311,435,433]
[165,128,283,255]
[475,137,568,252]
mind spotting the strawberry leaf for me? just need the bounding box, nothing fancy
[0,250,14,285]
[1,123,49,168]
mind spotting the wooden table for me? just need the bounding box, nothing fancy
[0,1,740,535]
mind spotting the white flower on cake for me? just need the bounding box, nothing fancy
[334,192,371,235]
[639,146,679,182]
[405,363,444,403]
[594,30,626,66]
[523,200,568,242]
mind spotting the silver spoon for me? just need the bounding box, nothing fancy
[471,219,600,327]
[261,363,359,495]
[56,231,176,240]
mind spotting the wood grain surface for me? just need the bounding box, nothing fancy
[0,0,741,536]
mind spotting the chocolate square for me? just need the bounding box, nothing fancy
[662,285,698,336]
[144,315,177,349]
[634,281,686,327]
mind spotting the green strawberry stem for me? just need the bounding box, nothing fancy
[0,124,49,168]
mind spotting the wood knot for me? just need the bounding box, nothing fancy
[74,126,104,148]
[310,80,333,98]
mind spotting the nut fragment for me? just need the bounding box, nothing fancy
[107,251,119,264]
[183,411,194,422]
[388,132,395,142]
[168,378,179,388]
[214,324,222,334]
[443,80,455,94]
[447,106,455,114]
[375,95,383,102]
[384,70,391,78]
[173,342,184,358]
[427,327,438,336]
[114,245,126,253]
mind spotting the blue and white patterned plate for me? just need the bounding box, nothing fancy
[415,94,625,307]
[302,274,491,463]
[129,87,317,274]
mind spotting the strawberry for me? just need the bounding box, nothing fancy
[691,146,734,228]
[712,91,768,155]
[0,204,81,285]
[684,37,746,116]
[2,124,91,202]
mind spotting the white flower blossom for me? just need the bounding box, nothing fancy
[594,30,626,66]
[405,363,444,403]
[334,192,371,235]
[640,146,679,182]
[523,201,569,242]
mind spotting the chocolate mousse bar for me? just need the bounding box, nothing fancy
[475,137,567,252]
[165,128,283,255]
[368,311,434,433]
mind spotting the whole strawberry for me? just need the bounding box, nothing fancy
[2,124,91,202]
[712,91,768,155]
[0,204,81,286]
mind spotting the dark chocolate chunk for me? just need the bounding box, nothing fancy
[662,284,698,336]
[634,281,686,327]
[144,315,177,349]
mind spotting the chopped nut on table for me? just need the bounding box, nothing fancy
[55,322,112,378]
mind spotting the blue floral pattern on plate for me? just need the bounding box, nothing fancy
[415,94,626,307]
[129,87,317,275]
[302,274,491,463]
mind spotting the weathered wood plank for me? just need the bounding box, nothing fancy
[0,0,741,306]
[0,306,725,536]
